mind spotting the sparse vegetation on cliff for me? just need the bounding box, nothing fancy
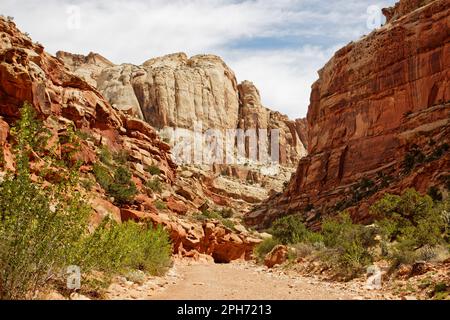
[146,177,162,193]
[0,103,171,299]
[93,161,137,205]
[194,208,237,231]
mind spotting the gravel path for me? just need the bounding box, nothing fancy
[149,262,361,300]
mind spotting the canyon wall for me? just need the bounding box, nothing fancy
[57,51,307,167]
[245,0,450,229]
[0,16,261,262]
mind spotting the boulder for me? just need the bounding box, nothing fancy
[264,245,289,268]
[167,196,188,215]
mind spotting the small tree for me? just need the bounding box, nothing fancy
[108,166,137,205]
[371,189,448,266]
[271,215,322,245]
[0,103,90,299]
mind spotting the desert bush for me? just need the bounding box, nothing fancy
[146,165,161,176]
[155,200,167,210]
[372,189,446,248]
[221,219,236,231]
[93,163,113,190]
[146,178,162,193]
[291,243,315,259]
[94,165,137,205]
[113,150,129,165]
[372,189,448,267]
[75,130,93,141]
[125,270,146,285]
[219,208,235,219]
[428,186,443,202]
[108,166,137,205]
[0,103,171,299]
[433,282,449,300]
[194,209,236,230]
[0,103,91,299]
[80,177,95,191]
[77,220,172,276]
[321,212,373,275]
[254,237,279,262]
[272,215,322,245]
[98,145,113,166]
[403,144,426,173]
[201,210,222,220]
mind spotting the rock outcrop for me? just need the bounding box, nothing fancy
[121,208,260,263]
[0,16,260,263]
[57,52,307,167]
[238,80,306,166]
[382,0,435,23]
[246,0,450,229]
[264,245,288,268]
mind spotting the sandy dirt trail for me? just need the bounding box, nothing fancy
[149,262,361,300]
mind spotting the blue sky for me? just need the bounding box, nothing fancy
[0,0,397,118]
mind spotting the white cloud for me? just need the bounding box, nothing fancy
[0,0,397,118]
[225,46,339,119]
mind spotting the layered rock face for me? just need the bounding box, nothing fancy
[58,51,306,167]
[246,0,450,229]
[59,51,240,130]
[0,17,260,262]
[56,51,114,87]
[238,80,306,166]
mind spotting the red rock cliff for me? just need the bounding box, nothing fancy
[245,0,450,229]
[0,17,260,262]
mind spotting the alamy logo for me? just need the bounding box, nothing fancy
[161,121,280,168]
[66,5,81,30]
[366,265,382,290]
[366,5,382,30]
[66,265,81,290]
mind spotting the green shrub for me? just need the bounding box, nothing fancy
[291,243,315,259]
[75,130,92,141]
[428,186,443,202]
[254,237,279,262]
[219,208,235,219]
[221,219,236,231]
[93,163,113,190]
[272,215,322,245]
[81,178,95,191]
[321,212,373,275]
[427,143,449,162]
[372,189,445,248]
[98,145,113,166]
[146,178,162,193]
[0,103,90,299]
[94,165,137,205]
[108,166,137,205]
[0,103,171,299]
[371,189,448,266]
[146,165,161,176]
[77,220,172,276]
[403,144,426,173]
[113,150,129,165]
[155,200,167,210]
[201,210,222,220]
